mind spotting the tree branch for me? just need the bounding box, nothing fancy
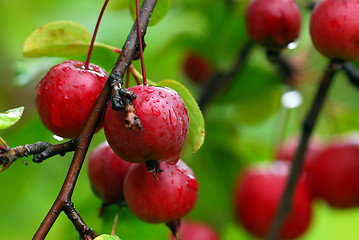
[198,41,253,110]
[342,62,359,89]
[266,59,343,240]
[33,0,158,239]
[0,139,77,172]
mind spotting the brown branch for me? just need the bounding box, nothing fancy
[63,201,97,239]
[266,59,343,240]
[32,0,158,239]
[0,139,77,172]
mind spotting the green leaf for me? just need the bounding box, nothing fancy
[0,107,25,130]
[23,20,119,59]
[156,80,205,153]
[129,0,170,26]
[94,234,121,240]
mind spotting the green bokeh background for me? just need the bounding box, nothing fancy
[2,0,359,239]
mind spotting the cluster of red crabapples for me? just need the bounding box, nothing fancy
[234,132,359,239]
[35,56,198,232]
[234,0,359,239]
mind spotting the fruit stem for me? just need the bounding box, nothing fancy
[111,207,121,236]
[84,0,110,70]
[136,0,147,85]
[266,59,343,240]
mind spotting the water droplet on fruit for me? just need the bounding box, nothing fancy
[159,92,166,98]
[151,106,161,116]
[145,88,154,93]
[168,107,178,127]
[56,85,62,91]
[62,66,71,72]
[145,97,150,102]
[178,185,183,195]
[186,178,198,190]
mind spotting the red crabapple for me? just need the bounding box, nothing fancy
[36,60,107,138]
[104,85,189,165]
[88,141,132,205]
[246,0,301,51]
[183,52,214,84]
[169,221,219,240]
[234,161,312,239]
[310,0,359,61]
[123,160,198,223]
[306,133,359,208]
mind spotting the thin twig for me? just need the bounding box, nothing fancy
[33,0,158,239]
[198,41,253,110]
[0,139,77,172]
[266,59,343,240]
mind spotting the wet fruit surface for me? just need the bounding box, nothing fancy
[124,160,198,223]
[36,60,107,138]
[88,141,132,204]
[104,85,189,164]
[310,0,359,61]
[234,161,312,239]
[246,0,301,51]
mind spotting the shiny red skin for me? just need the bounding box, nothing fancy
[36,60,107,138]
[124,160,198,223]
[306,135,359,208]
[234,161,312,239]
[310,0,359,61]
[183,52,214,84]
[104,85,189,164]
[169,221,219,240]
[246,0,301,51]
[88,141,132,204]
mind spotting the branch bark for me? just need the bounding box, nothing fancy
[33,0,158,239]
[266,59,343,240]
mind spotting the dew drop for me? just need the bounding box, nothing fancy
[159,92,166,98]
[162,104,166,108]
[151,106,161,116]
[186,178,198,190]
[168,107,178,127]
[177,185,183,195]
[145,97,150,102]
[145,88,154,93]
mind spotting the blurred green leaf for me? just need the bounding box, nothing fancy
[129,0,170,26]
[156,79,205,153]
[0,107,24,130]
[13,58,63,87]
[94,234,121,240]
[23,21,119,59]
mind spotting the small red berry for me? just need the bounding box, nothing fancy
[234,161,312,239]
[87,141,132,204]
[124,160,198,223]
[306,134,359,208]
[183,52,214,84]
[310,0,359,61]
[36,60,107,138]
[246,0,301,51]
[169,221,219,240]
[104,85,189,165]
